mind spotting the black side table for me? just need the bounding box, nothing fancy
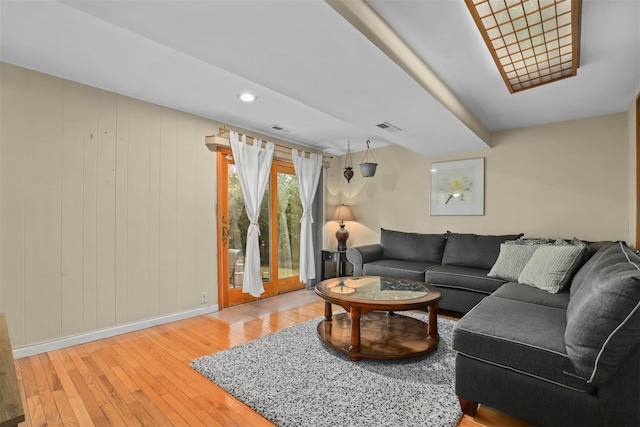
[321,250,351,280]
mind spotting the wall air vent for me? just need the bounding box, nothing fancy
[269,124,294,133]
[376,122,401,132]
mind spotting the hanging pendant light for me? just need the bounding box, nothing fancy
[360,139,378,177]
[343,139,354,182]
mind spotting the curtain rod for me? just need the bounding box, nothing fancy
[205,125,333,167]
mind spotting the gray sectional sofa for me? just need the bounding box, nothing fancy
[346,229,640,426]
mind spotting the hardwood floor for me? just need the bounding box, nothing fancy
[14,290,531,426]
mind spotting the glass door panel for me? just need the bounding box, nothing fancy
[258,182,272,284]
[274,164,304,293]
[277,172,299,279]
[231,162,272,291]
[227,163,249,292]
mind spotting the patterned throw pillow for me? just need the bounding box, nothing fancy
[506,238,554,246]
[488,243,545,281]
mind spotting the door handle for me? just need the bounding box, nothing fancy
[222,225,229,242]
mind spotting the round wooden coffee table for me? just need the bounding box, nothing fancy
[315,276,442,362]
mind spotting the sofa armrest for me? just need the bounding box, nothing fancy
[347,244,383,276]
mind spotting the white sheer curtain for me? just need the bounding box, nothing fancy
[292,150,322,284]
[230,131,274,297]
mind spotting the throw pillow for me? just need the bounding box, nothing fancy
[565,243,640,386]
[380,228,447,264]
[488,243,544,281]
[517,244,586,293]
[441,232,524,270]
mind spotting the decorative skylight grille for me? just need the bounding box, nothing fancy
[465,0,582,93]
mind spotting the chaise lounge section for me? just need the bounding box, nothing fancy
[347,228,640,426]
[452,242,640,426]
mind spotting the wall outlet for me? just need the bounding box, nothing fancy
[201,292,207,304]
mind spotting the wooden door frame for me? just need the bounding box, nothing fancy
[216,150,230,309]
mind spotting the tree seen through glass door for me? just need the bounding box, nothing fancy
[277,172,302,279]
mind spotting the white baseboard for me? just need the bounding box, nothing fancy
[13,304,219,359]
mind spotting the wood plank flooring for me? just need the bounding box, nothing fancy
[14,290,531,426]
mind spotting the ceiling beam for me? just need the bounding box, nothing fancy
[326,0,491,145]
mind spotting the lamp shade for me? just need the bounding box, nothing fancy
[331,204,356,223]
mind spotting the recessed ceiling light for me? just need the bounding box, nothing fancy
[238,92,258,102]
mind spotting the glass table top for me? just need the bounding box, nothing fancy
[325,276,429,301]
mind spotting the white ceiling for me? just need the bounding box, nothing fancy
[1,0,638,157]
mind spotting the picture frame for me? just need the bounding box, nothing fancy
[430,157,484,216]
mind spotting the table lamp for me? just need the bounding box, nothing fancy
[331,204,356,251]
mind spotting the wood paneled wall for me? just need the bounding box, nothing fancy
[0,63,218,347]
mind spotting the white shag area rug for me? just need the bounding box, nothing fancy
[191,313,461,427]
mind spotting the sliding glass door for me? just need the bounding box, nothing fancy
[217,148,304,308]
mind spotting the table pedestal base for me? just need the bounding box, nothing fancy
[317,311,439,361]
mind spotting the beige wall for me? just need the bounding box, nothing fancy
[326,113,631,250]
[0,63,219,346]
[1,61,634,347]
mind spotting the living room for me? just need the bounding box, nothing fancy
[1,1,639,426]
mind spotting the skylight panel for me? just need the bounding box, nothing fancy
[465,0,582,93]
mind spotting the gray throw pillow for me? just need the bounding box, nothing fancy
[565,243,640,386]
[441,232,524,270]
[380,228,447,264]
[517,244,586,293]
[488,243,545,281]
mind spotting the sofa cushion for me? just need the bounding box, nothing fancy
[441,232,524,270]
[570,241,618,298]
[380,228,447,263]
[584,240,619,261]
[426,265,506,294]
[362,259,438,282]
[452,296,592,393]
[492,282,570,309]
[565,243,640,386]
[488,243,543,281]
[518,244,587,293]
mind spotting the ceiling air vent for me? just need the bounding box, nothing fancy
[376,122,401,132]
[269,124,293,133]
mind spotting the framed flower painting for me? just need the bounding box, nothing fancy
[430,158,484,216]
